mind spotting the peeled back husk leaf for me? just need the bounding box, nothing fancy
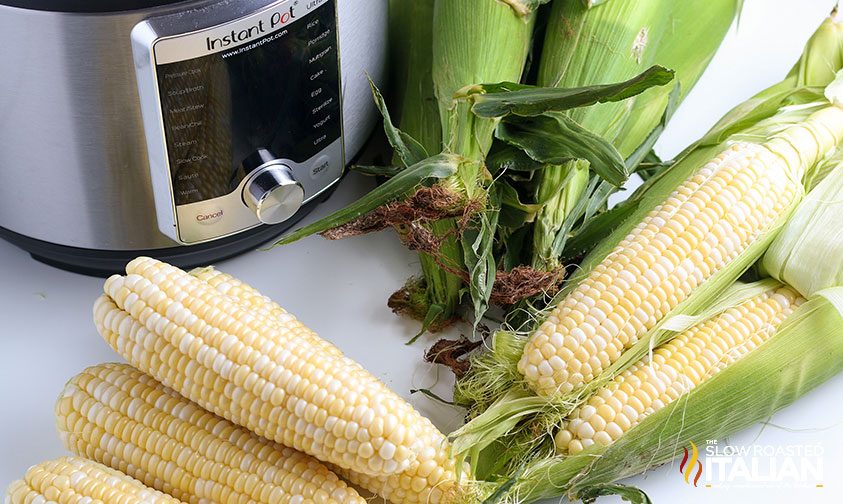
[763,161,843,298]
[503,285,843,502]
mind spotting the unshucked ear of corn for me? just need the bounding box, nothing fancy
[404,0,541,327]
[524,0,739,272]
[277,0,722,328]
[5,457,183,504]
[501,282,843,502]
[56,363,366,504]
[93,257,467,503]
[452,16,843,476]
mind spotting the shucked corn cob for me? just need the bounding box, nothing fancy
[56,363,366,504]
[555,286,804,454]
[518,105,843,397]
[5,457,183,504]
[94,257,463,502]
[94,257,421,476]
[189,266,465,504]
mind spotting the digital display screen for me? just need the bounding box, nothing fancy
[155,0,341,206]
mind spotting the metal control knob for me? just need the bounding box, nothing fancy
[243,163,305,225]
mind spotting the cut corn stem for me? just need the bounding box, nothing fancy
[5,457,183,504]
[56,363,366,504]
[95,258,464,503]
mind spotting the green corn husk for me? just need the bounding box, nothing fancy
[387,0,441,154]
[434,0,538,159]
[763,161,843,298]
[499,283,843,503]
[386,0,456,327]
[451,17,843,475]
[538,0,737,156]
[520,0,739,272]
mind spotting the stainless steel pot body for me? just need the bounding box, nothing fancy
[0,0,386,250]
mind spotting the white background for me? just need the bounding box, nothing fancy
[1,0,842,502]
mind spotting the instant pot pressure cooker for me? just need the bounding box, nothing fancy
[0,0,387,275]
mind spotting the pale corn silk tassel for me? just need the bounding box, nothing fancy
[518,105,843,398]
[4,457,184,504]
[94,257,465,503]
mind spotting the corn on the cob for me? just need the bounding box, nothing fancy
[56,363,366,504]
[189,267,343,358]
[94,258,463,501]
[5,457,183,504]
[188,266,467,502]
[94,257,425,476]
[518,105,843,398]
[502,283,843,503]
[555,286,804,454]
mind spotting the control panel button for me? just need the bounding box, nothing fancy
[195,207,225,225]
[310,155,331,180]
[243,163,305,225]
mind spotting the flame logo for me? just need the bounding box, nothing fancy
[679,441,703,487]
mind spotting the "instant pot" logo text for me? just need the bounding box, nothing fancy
[206,6,296,51]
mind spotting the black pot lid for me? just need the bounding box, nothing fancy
[0,0,190,13]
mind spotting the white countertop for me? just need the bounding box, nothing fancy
[1,1,842,502]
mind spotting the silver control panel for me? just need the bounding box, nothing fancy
[132,0,344,244]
